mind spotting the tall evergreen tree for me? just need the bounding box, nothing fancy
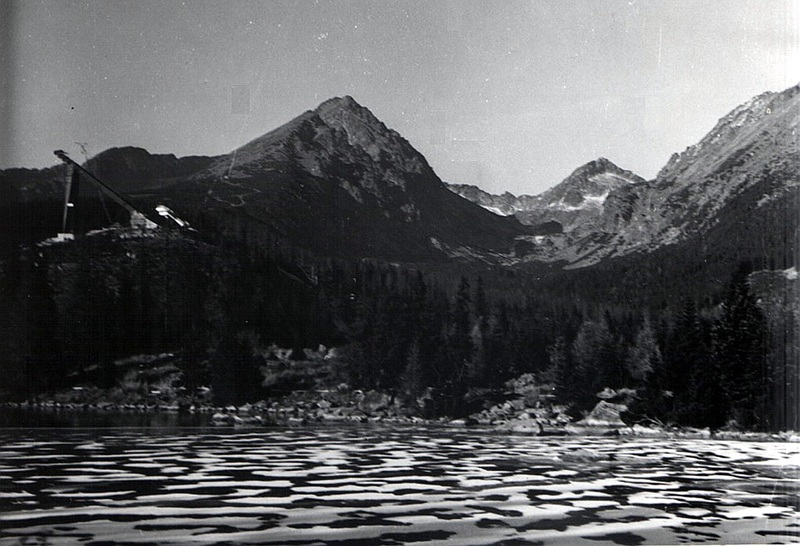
[715,264,771,429]
[667,299,724,428]
[542,336,569,396]
[570,315,613,408]
[626,316,661,384]
[443,276,474,413]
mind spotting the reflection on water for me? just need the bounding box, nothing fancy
[0,407,213,428]
[0,426,797,545]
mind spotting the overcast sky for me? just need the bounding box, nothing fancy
[2,0,798,195]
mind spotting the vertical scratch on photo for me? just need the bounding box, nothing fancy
[227,71,267,179]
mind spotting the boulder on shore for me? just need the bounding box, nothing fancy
[357,391,392,415]
[578,400,627,427]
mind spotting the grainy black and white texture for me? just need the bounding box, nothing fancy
[1,428,798,545]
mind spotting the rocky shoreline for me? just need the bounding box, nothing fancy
[3,397,798,443]
[4,369,796,441]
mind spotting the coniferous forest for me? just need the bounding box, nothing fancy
[1,84,797,434]
[0,219,791,432]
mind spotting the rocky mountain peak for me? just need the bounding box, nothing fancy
[188,95,433,212]
[174,95,526,261]
[570,157,616,177]
[539,157,644,210]
[313,95,426,174]
[569,82,800,267]
[315,95,361,115]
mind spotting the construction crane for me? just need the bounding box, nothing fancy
[54,150,150,222]
[53,149,195,237]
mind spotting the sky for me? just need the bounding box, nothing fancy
[1,0,798,195]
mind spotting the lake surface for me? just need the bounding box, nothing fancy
[0,426,798,545]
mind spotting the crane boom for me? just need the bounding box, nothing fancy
[54,150,147,219]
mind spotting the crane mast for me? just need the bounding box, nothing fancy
[50,149,191,242]
[54,150,146,219]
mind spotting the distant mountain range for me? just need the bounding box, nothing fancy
[449,84,799,269]
[1,84,797,273]
[2,83,797,430]
[447,157,645,233]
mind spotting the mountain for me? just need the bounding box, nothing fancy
[585,84,800,264]
[444,184,526,216]
[0,148,220,253]
[162,96,530,262]
[0,97,532,263]
[0,87,796,431]
[447,158,645,231]
[450,84,799,270]
[85,147,219,194]
[2,85,796,271]
[0,147,218,202]
[521,158,646,232]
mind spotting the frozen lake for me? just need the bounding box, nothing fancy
[0,426,798,545]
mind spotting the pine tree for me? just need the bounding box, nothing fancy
[474,276,489,332]
[542,336,569,397]
[626,316,661,383]
[667,299,724,428]
[401,337,426,401]
[570,315,613,407]
[444,276,473,413]
[715,264,771,429]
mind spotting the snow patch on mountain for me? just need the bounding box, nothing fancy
[481,205,515,216]
[552,191,610,211]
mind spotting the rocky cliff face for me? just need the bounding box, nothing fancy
[192,96,434,216]
[444,184,523,216]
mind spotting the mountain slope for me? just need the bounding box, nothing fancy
[447,157,645,231]
[86,147,219,195]
[167,96,530,262]
[0,148,218,202]
[525,84,797,269]
[587,83,800,263]
[0,148,219,253]
[448,84,797,273]
[515,157,645,231]
[2,86,795,272]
